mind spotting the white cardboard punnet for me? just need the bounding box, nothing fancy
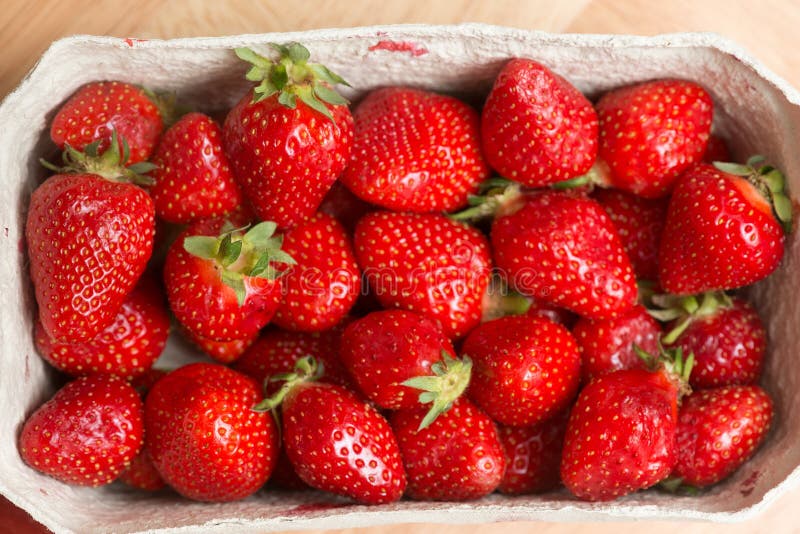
[1,24,799,534]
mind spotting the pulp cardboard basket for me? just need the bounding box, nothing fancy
[1,23,799,534]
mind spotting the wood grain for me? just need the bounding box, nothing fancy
[2,1,799,533]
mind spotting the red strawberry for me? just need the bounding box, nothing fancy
[573,304,662,384]
[19,375,144,486]
[273,212,360,331]
[118,448,165,491]
[560,362,690,501]
[463,315,581,427]
[319,180,375,233]
[341,86,488,212]
[491,191,637,319]
[232,327,353,393]
[596,79,713,198]
[340,310,464,413]
[702,134,731,164]
[150,112,242,224]
[354,211,492,339]
[497,411,569,495]
[27,136,155,342]
[164,216,290,341]
[658,160,790,294]
[145,363,279,502]
[258,357,406,504]
[223,44,353,229]
[390,398,505,501]
[181,327,258,364]
[50,81,162,164]
[652,292,766,389]
[481,58,598,187]
[594,188,668,282]
[268,449,309,491]
[34,277,169,380]
[674,385,772,487]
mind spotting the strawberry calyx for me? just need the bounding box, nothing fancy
[401,350,473,430]
[551,159,612,191]
[633,341,694,401]
[647,290,732,344]
[40,129,157,186]
[714,156,793,233]
[183,220,296,306]
[252,355,323,412]
[234,43,350,122]
[480,275,532,322]
[141,87,190,129]
[449,178,523,221]
[658,476,700,496]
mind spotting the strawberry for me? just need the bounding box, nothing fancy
[354,211,492,339]
[268,449,309,491]
[481,58,598,187]
[573,304,662,384]
[118,448,165,492]
[34,277,169,380]
[702,134,731,164]
[19,375,144,486]
[490,191,637,319]
[390,398,505,501]
[651,292,766,389]
[340,310,465,415]
[149,112,242,224]
[223,44,353,229]
[463,315,581,427]
[257,357,406,504]
[181,327,258,364]
[50,81,162,164]
[27,134,155,342]
[674,385,772,487]
[164,216,291,341]
[658,160,791,294]
[593,188,668,282]
[595,79,713,198]
[497,411,569,495]
[341,86,488,212]
[145,363,279,502]
[232,327,354,393]
[319,180,374,233]
[560,359,691,501]
[273,212,360,331]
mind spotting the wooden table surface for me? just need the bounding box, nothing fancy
[3,1,800,533]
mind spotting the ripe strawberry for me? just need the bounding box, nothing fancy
[145,363,279,502]
[651,292,766,389]
[273,212,360,331]
[232,327,354,393]
[319,180,374,233]
[340,310,464,413]
[223,44,353,229]
[463,315,580,427]
[674,385,773,487]
[497,411,569,495]
[164,216,291,341]
[560,362,691,501]
[118,448,165,491]
[258,357,406,504]
[354,211,492,339]
[341,86,488,212]
[19,375,144,486]
[658,160,790,294]
[573,304,662,384]
[27,134,155,342]
[268,449,309,491]
[593,188,668,282]
[181,327,258,364]
[390,398,505,501]
[596,79,713,198]
[50,81,162,164]
[481,59,598,187]
[491,191,637,319]
[150,112,242,224]
[702,134,731,164]
[34,277,169,380]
